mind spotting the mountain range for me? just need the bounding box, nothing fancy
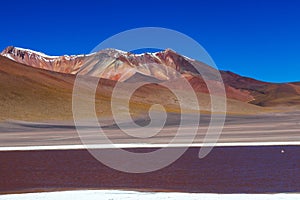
[0,46,299,121]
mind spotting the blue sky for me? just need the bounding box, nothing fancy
[0,0,299,82]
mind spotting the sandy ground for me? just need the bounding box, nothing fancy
[0,112,299,147]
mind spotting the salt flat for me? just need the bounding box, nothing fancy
[0,190,299,200]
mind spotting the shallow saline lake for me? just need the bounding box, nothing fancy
[1,146,300,194]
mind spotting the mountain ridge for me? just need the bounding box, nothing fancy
[0,55,270,121]
[1,46,300,109]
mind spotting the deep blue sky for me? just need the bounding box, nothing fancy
[0,0,299,82]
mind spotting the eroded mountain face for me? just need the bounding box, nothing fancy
[3,46,299,107]
[0,46,217,81]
